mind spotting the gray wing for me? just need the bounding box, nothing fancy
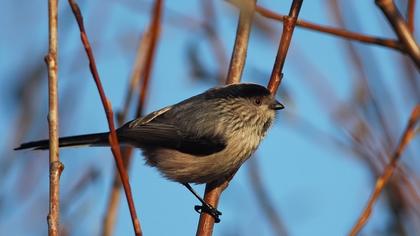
[117,105,226,156]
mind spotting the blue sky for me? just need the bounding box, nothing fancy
[1,0,419,235]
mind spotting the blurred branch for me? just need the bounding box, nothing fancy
[349,105,420,236]
[102,0,162,235]
[67,0,142,235]
[376,0,420,69]
[117,31,151,124]
[202,0,228,82]
[254,5,403,51]
[196,0,257,235]
[267,0,303,94]
[102,32,150,236]
[248,158,288,236]
[46,0,63,234]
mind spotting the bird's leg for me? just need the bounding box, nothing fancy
[183,183,222,223]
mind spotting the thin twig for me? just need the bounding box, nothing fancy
[46,0,63,235]
[267,0,303,94]
[102,1,162,235]
[349,105,420,236]
[67,0,142,235]
[196,1,257,235]
[254,5,403,51]
[376,0,420,69]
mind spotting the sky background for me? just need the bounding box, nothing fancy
[0,0,419,235]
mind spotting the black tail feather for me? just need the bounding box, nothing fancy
[14,132,110,150]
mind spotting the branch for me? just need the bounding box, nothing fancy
[407,0,416,33]
[196,0,257,235]
[248,158,288,236]
[67,0,142,235]
[267,0,303,94]
[349,105,420,236]
[376,0,420,69]
[102,0,163,235]
[46,0,63,235]
[255,5,403,51]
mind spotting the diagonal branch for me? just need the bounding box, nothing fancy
[267,0,303,94]
[255,5,403,51]
[67,0,142,235]
[376,0,420,69]
[349,105,420,236]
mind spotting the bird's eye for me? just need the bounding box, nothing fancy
[254,98,262,105]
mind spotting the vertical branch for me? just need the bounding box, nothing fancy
[349,105,420,236]
[376,0,420,69]
[196,0,256,235]
[225,0,256,84]
[407,0,416,33]
[267,0,303,94]
[248,158,288,236]
[67,0,142,235]
[102,0,163,235]
[46,0,63,235]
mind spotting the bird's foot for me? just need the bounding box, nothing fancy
[194,203,222,223]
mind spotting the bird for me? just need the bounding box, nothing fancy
[15,83,284,222]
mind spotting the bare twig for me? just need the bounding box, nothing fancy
[255,5,403,51]
[267,0,303,94]
[67,0,142,235]
[196,0,257,235]
[349,105,420,236]
[46,0,63,235]
[102,1,162,235]
[376,0,420,68]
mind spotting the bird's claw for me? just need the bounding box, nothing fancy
[194,204,222,223]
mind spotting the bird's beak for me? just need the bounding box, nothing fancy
[270,100,284,110]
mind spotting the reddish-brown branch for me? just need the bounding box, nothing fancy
[407,0,416,33]
[255,5,403,51]
[267,0,303,94]
[102,1,162,235]
[67,0,142,235]
[349,105,420,236]
[46,0,63,235]
[196,1,257,235]
[376,0,420,69]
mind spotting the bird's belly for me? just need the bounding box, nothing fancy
[142,133,261,184]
